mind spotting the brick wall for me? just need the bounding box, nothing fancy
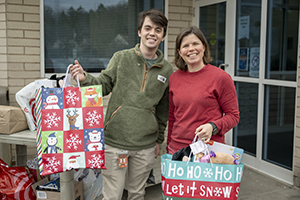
[167,0,193,67]
[295,27,300,188]
[0,0,8,87]
[4,0,40,106]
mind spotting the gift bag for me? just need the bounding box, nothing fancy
[26,156,47,181]
[0,159,36,200]
[161,154,244,200]
[74,168,103,200]
[35,72,106,176]
[15,79,56,131]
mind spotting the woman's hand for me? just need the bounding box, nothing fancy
[69,60,86,82]
[195,123,213,143]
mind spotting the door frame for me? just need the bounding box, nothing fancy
[193,0,294,184]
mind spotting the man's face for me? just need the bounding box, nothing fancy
[138,16,166,51]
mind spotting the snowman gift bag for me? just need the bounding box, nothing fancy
[35,82,106,175]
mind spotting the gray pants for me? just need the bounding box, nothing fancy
[102,144,156,200]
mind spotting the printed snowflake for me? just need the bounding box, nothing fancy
[85,110,102,127]
[65,90,79,106]
[45,156,61,172]
[44,112,61,128]
[66,134,82,150]
[88,154,104,168]
[214,187,222,197]
[204,168,213,178]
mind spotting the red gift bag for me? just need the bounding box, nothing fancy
[0,159,36,200]
[35,74,106,176]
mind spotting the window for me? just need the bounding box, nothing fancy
[44,0,164,73]
[263,86,295,169]
[235,0,262,78]
[265,0,299,81]
[199,3,226,68]
[234,82,258,156]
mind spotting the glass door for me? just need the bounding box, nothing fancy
[233,0,297,184]
[193,0,237,144]
[193,0,298,184]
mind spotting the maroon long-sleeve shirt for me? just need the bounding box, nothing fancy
[167,64,240,154]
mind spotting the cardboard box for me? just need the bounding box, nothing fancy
[31,178,49,195]
[0,106,28,134]
[36,180,83,200]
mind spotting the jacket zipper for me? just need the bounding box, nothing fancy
[141,63,148,92]
[141,64,160,92]
[135,48,163,91]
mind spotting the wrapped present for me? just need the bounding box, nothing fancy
[0,105,28,134]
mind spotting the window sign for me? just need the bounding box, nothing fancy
[238,16,250,40]
[250,47,260,77]
[238,48,249,71]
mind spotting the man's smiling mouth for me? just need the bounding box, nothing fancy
[147,38,156,42]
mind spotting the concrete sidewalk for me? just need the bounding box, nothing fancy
[237,166,300,200]
[97,165,300,200]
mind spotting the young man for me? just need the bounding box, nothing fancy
[69,9,173,200]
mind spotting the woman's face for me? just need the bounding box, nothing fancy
[178,33,205,70]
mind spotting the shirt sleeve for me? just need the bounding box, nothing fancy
[214,72,240,135]
[81,53,118,96]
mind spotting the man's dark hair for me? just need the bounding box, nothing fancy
[138,9,168,37]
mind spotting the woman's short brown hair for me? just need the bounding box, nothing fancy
[175,26,212,71]
[138,9,168,37]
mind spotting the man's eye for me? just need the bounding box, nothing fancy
[145,27,151,31]
[156,29,162,33]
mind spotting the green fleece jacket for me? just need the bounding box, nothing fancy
[81,44,173,150]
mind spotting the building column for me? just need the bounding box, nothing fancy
[294,19,300,188]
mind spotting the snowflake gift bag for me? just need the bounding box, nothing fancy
[161,154,244,200]
[35,85,106,176]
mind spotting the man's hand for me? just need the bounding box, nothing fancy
[69,60,86,82]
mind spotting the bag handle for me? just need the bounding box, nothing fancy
[187,135,213,167]
[63,64,80,88]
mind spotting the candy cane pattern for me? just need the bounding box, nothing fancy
[35,88,43,174]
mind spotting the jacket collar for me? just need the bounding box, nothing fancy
[134,44,164,68]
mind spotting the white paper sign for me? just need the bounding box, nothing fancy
[238,16,250,40]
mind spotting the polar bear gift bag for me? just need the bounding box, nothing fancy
[35,78,106,175]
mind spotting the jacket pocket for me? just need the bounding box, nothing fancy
[104,105,159,144]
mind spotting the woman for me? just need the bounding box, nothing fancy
[167,26,240,155]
